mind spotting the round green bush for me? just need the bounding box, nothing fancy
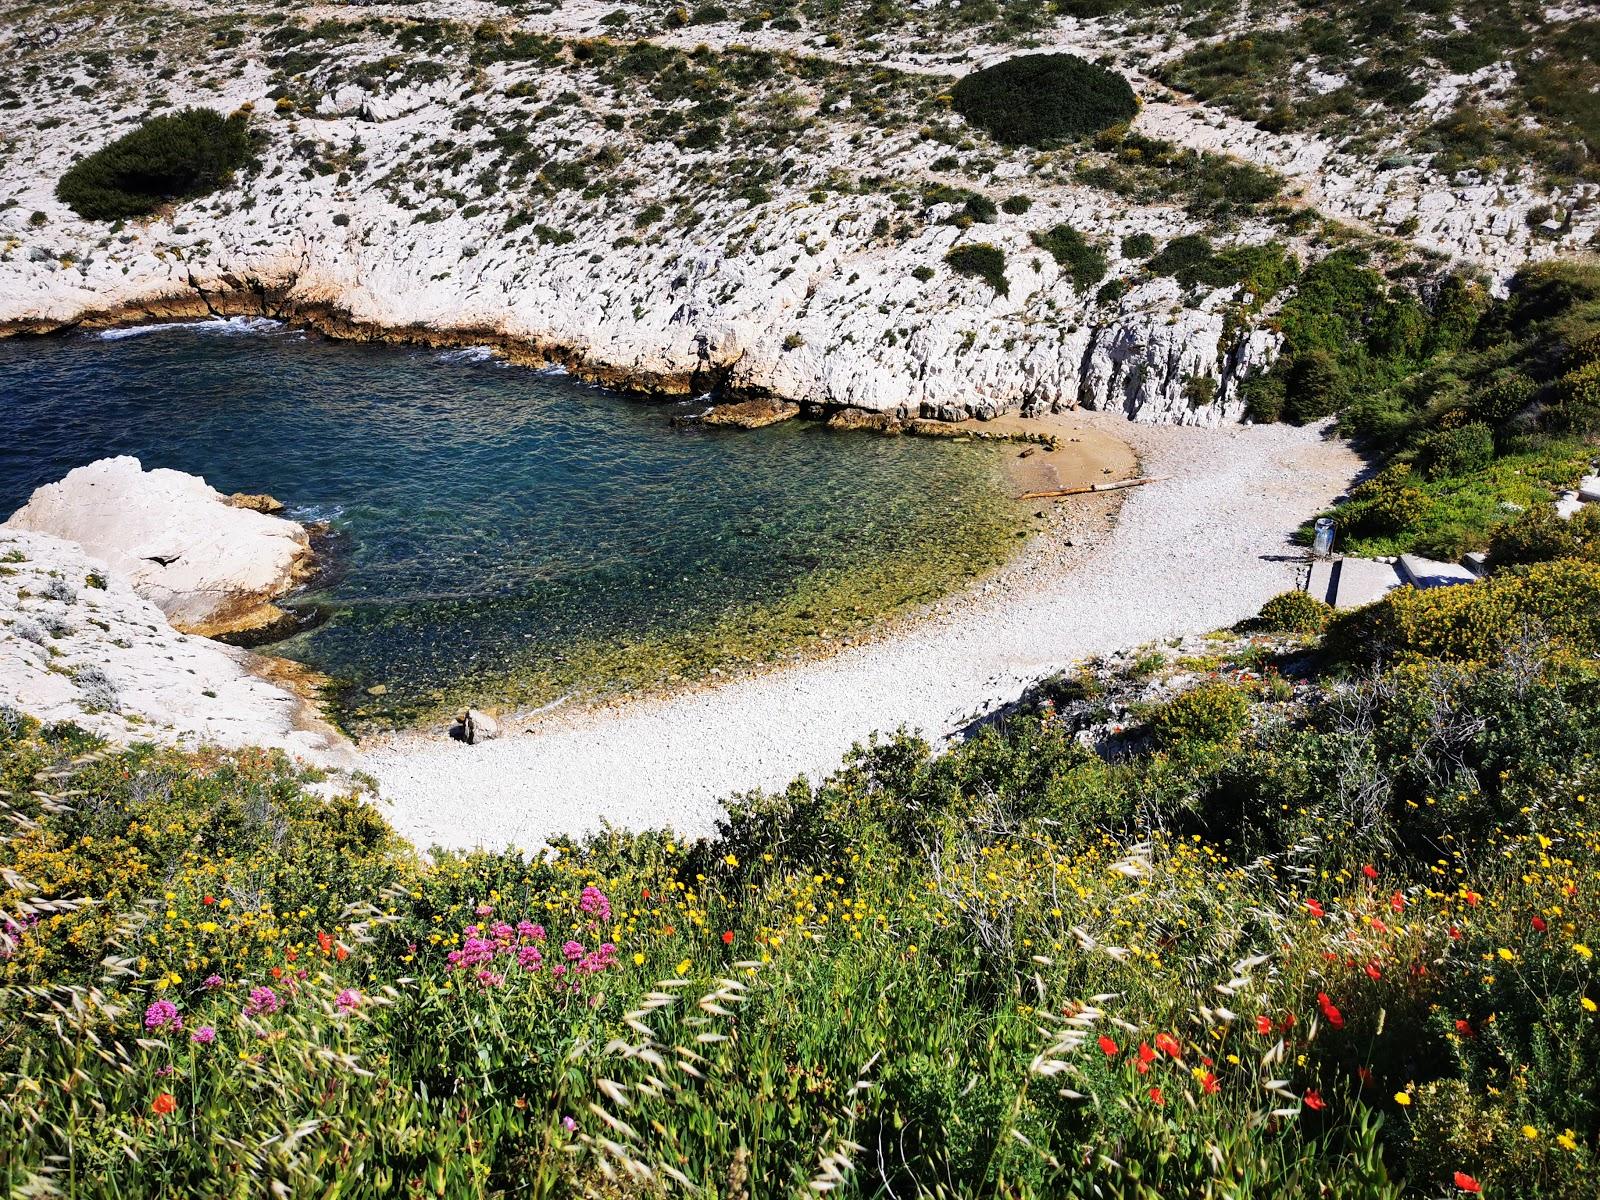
[1256,589,1335,635]
[1415,421,1494,480]
[1148,681,1251,750]
[1341,465,1433,538]
[943,243,1009,295]
[1467,372,1535,426]
[951,53,1136,146]
[1487,504,1600,570]
[57,108,253,221]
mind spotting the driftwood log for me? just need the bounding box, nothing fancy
[1018,475,1168,501]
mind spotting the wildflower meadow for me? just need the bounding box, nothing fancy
[3,566,1600,1197]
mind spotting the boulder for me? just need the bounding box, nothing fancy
[3,456,313,639]
[228,491,286,514]
[456,708,500,744]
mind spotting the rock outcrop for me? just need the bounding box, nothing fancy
[0,529,352,766]
[3,457,312,639]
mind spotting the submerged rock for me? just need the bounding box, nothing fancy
[3,456,313,639]
[697,398,800,429]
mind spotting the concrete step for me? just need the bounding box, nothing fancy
[1398,553,1478,590]
[1579,475,1600,504]
[1318,556,1408,611]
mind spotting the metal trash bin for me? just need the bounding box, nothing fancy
[1312,517,1335,559]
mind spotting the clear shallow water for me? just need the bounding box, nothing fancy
[0,321,1020,726]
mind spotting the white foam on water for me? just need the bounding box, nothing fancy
[534,362,569,376]
[435,345,498,364]
[95,316,286,341]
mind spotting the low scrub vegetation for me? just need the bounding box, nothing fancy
[4,564,1600,1196]
[1288,258,1600,560]
[951,53,1137,146]
[944,242,1008,295]
[56,108,255,221]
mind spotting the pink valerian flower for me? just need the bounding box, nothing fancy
[577,944,618,974]
[475,903,494,917]
[203,974,224,991]
[335,989,362,1012]
[517,945,544,971]
[243,986,282,1017]
[562,940,585,962]
[191,1026,216,1045]
[156,1064,176,1077]
[580,886,612,924]
[143,1000,182,1031]
[561,1116,578,1132]
[517,921,545,942]
[475,970,505,988]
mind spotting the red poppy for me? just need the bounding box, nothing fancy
[1255,1015,1273,1035]
[270,966,284,980]
[1148,1086,1164,1106]
[1453,1172,1482,1194]
[1303,1089,1325,1111]
[1199,1072,1219,1095]
[641,888,650,900]
[721,930,734,944]
[335,946,348,962]
[317,931,334,955]
[1155,1032,1182,1059]
[151,1092,176,1116]
[1464,891,1480,907]
[1532,916,1548,933]
[1306,899,1326,919]
[1390,891,1405,913]
[1317,992,1344,1031]
[203,895,215,906]
[1455,1019,1474,1038]
[1365,962,1382,981]
[1362,864,1378,880]
[1357,1066,1375,1086]
[1372,918,1388,934]
[1449,926,1462,940]
[1097,1035,1119,1058]
[1137,1042,1156,1073]
[1281,1012,1296,1029]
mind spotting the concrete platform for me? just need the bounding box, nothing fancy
[1578,475,1600,504]
[1306,557,1404,609]
[1398,554,1478,590]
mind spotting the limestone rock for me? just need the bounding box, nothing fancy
[228,491,286,514]
[0,529,353,767]
[3,456,312,639]
[456,708,500,744]
[698,398,800,429]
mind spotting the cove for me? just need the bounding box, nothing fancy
[0,321,1025,728]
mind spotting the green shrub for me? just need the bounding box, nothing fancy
[1467,372,1537,426]
[951,53,1137,146]
[1000,194,1032,214]
[1148,680,1252,749]
[1030,223,1107,291]
[1327,558,1600,663]
[1415,422,1495,480]
[1257,589,1335,635]
[1552,358,1600,435]
[57,108,254,220]
[1120,231,1155,259]
[944,243,1008,295]
[1339,465,1433,538]
[1487,505,1600,570]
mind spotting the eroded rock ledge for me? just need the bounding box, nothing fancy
[0,529,351,766]
[3,456,313,640]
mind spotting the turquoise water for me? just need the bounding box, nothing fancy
[0,321,1019,726]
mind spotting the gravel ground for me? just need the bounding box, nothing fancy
[365,413,1364,851]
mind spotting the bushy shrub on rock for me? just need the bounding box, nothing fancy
[1256,589,1335,635]
[951,53,1136,146]
[57,108,253,220]
[944,243,1008,295]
